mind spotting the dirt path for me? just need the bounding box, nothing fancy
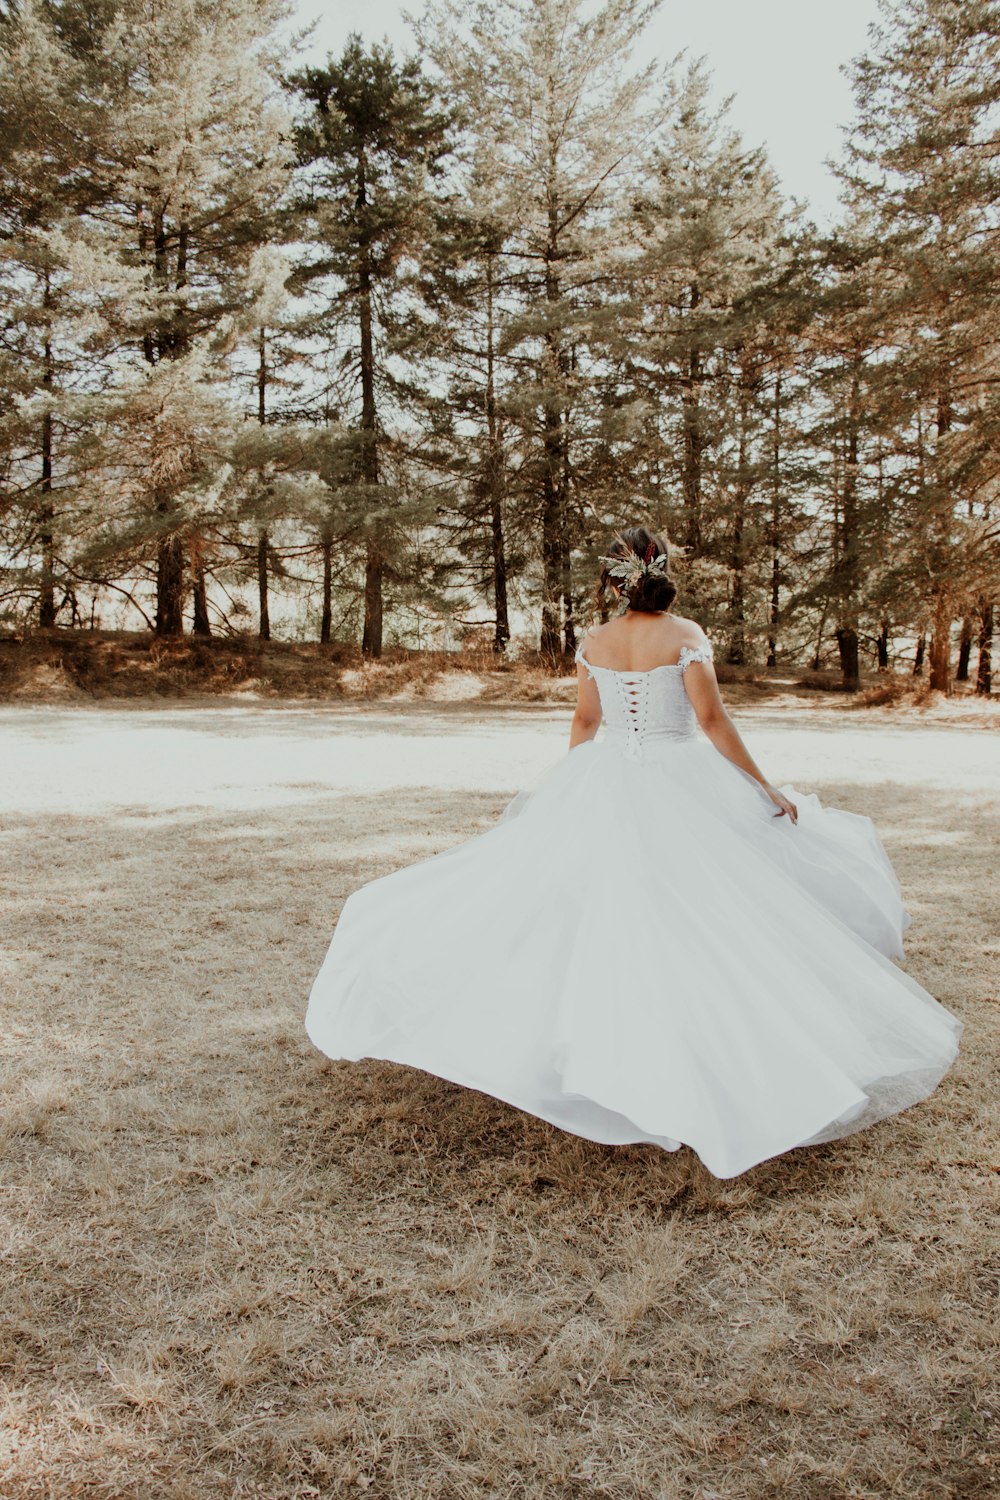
[4,698,998,814]
[1,703,998,1499]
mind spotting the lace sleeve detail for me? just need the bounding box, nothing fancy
[677,641,713,672]
[575,642,596,679]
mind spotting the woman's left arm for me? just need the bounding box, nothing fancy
[569,662,603,748]
[683,649,798,823]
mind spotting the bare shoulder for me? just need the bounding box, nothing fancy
[580,619,614,648]
[664,614,711,650]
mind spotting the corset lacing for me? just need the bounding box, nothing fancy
[575,641,713,761]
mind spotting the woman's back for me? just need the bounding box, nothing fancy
[578,611,707,674]
[576,613,714,755]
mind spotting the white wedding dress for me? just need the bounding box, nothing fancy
[305,640,962,1178]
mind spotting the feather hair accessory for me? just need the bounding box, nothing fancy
[598,544,671,590]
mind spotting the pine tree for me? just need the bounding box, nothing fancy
[797,220,886,691]
[839,0,1000,693]
[286,35,454,657]
[218,244,341,642]
[14,0,296,636]
[413,188,519,652]
[421,0,665,661]
[0,0,110,627]
[613,62,800,657]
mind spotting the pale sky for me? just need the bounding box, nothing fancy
[290,0,883,224]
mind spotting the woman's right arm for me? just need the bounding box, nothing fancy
[569,663,603,748]
[682,653,798,823]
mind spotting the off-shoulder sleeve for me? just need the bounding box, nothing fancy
[677,640,714,672]
[574,640,596,679]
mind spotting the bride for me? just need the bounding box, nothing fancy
[305,527,962,1179]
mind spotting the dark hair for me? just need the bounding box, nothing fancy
[597,526,677,615]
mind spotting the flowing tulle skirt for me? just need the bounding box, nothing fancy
[305,733,961,1179]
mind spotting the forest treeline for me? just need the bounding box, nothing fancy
[1,0,998,691]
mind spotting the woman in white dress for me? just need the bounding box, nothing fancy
[305,527,962,1179]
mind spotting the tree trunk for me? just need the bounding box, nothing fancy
[876,621,889,670]
[257,329,272,643]
[540,450,562,660]
[39,273,57,627]
[257,530,271,641]
[767,554,779,668]
[561,553,575,657]
[192,554,211,637]
[955,616,972,681]
[767,372,782,669]
[484,254,510,654]
[836,626,860,691]
[561,586,576,657]
[976,602,992,696]
[539,192,567,662]
[320,530,333,645]
[681,282,702,555]
[150,214,192,636]
[927,393,953,693]
[835,362,862,692]
[811,604,829,672]
[490,491,510,655]
[728,557,745,665]
[727,357,750,666]
[156,528,185,636]
[561,389,576,657]
[357,153,383,658]
[362,541,383,656]
[39,413,56,627]
[151,213,184,645]
[913,634,925,675]
[928,596,951,693]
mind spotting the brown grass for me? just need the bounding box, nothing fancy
[0,702,998,1499]
[0,629,509,704]
[3,630,998,733]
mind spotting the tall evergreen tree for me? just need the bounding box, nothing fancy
[1,0,297,636]
[839,0,1000,692]
[422,0,665,660]
[414,177,520,653]
[799,224,889,691]
[615,63,799,657]
[0,0,109,627]
[287,36,454,657]
[217,244,340,642]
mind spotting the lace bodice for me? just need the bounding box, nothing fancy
[575,638,713,758]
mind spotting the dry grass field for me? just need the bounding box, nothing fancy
[1,696,998,1500]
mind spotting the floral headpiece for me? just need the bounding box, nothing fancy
[599,539,671,591]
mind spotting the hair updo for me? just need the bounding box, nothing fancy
[597,526,677,615]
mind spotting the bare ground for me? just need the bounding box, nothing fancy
[0,700,998,1500]
[2,628,999,732]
